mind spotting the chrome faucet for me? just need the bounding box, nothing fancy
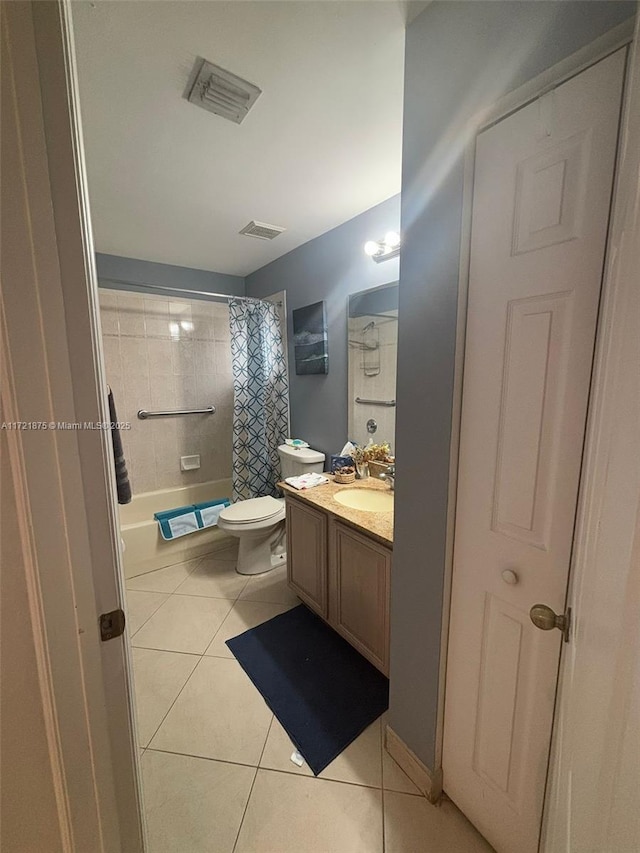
[380,464,395,491]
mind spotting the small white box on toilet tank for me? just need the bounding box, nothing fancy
[277,444,325,479]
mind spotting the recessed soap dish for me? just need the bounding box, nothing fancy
[180,455,201,471]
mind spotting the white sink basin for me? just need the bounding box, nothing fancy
[334,488,394,513]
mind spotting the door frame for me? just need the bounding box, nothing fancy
[541,19,640,851]
[4,0,638,846]
[2,1,144,849]
[439,13,638,848]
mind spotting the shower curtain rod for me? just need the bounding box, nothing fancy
[99,277,282,306]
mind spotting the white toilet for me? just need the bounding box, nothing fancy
[217,443,325,575]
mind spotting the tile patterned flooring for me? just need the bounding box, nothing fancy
[125,548,493,852]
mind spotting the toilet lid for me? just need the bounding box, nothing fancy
[219,496,284,524]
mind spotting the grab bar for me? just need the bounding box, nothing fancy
[137,405,216,420]
[355,398,396,407]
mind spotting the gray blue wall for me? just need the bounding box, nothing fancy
[96,252,245,299]
[390,0,636,771]
[245,195,401,458]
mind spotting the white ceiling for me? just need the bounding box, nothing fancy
[72,1,407,277]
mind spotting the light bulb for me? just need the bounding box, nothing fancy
[384,231,401,249]
[364,240,380,257]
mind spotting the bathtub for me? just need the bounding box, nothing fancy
[119,479,235,578]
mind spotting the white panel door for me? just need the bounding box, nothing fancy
[443,50,625,853]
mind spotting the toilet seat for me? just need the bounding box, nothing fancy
[218,496,284,526]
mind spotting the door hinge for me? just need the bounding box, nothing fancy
[99,608,126,641]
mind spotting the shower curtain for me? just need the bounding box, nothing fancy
[229,299,289,501]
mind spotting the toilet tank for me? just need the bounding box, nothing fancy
[278,444,325,480]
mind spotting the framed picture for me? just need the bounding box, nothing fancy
[293,300,329,375]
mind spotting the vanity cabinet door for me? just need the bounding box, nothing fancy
[286,498,328,618]
[330,522,391,675]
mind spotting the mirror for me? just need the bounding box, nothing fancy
[348,281,398,452]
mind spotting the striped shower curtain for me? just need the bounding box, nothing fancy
[229,299,289,501]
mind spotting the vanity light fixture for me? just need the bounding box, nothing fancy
[364,231,401,263]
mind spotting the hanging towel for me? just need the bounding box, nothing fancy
[155,498,230,541]
[108,388,131,505]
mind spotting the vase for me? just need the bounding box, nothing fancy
[355,460,369,480]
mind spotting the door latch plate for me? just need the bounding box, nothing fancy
[100,608,126,641]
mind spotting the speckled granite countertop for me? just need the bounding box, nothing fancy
[279,475,394,547]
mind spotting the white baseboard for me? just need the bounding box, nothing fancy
[385,724,443,804]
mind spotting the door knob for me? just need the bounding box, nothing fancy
[529,604,571,643]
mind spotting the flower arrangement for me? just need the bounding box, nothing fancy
[352,442,393,463]
[349,442,394,480]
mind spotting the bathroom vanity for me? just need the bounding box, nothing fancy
[280,477,393,675]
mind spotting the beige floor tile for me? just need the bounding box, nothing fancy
[260,717,383,788]
[207,543,238,563]
[204,600,291,658]
[141,750,254,853]
[382,746,422,795]
[150,657,272,765]
[132,594,233,654]
[174,555,248,600]
[239,565,300,605]
[234,769,383,853]
[132,647,198,747]
[384,791,494,852]
[125,590,169,635]
[126,559,199,594]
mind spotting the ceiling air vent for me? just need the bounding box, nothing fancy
[186,58,261,125]
[239,221,286,241]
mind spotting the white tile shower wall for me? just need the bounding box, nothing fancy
[348,314,398,451]
[99,290,234,494]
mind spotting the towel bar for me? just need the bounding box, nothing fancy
[355,398,396,407]
[138,405,215,419]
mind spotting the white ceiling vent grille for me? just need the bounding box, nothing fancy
[186,58,261,125]
[239,221,286,241]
